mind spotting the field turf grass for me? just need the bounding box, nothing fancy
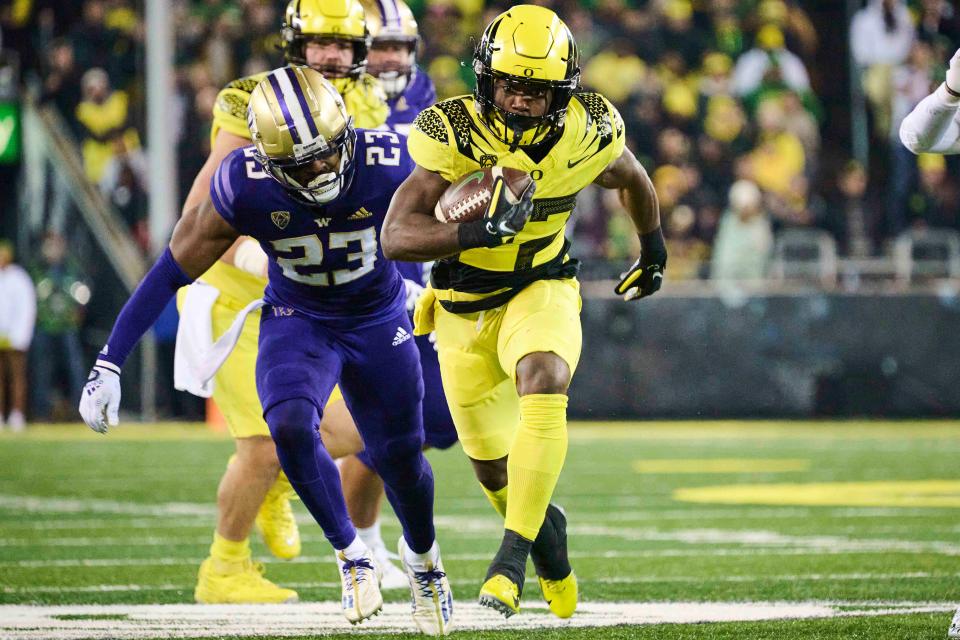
[0,421,957,639]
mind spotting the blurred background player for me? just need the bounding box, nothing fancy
[900,48,960,155]
[0,240,36,432]
[336,0,452,590]
[80,68,452,633]
[174,0,390,604]
[899,46,960,640]
[362,0,436,135]
[382,4,664,619]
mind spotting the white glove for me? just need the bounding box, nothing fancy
[403,278,425,313]
[79,365,121,433]
[947,48,960,95]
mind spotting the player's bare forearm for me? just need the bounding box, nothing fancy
[382,167,460,261]
[169,197,240,279]
[594,148,660,234]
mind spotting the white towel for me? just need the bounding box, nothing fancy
[174,283,268,398]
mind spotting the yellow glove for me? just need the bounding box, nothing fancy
[412,285,437,336]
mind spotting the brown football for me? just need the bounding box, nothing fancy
[434,167,533,224]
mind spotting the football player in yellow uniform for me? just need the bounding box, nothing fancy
[382,5,666,619]
[179,0,390,604]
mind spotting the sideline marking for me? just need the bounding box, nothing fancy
[675,480,960,508]
[634,458,810,474]
[0,601,953,639]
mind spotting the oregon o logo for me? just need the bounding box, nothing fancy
[523,68,534,77]
[531,169,543,180]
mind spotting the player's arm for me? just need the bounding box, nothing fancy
[382,165,536,261]
[594,147,667,300]
[900,49,960,155]
[78,195,240,433]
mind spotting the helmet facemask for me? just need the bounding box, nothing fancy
[282,33,369,79]
[255,123,357,205]
[367,36,417,98]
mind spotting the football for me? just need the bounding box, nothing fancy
[434,166,533,223]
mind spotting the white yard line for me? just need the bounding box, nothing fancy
[0,601,953,639]
[6,572,957,595]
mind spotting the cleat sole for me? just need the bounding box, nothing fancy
[478,593,517,619]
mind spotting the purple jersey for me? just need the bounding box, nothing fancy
[210,128,413,323]
[386,68,437,134]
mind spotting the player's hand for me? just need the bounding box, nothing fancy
[458,178,536,249]
[403,278,425,313]
[947,48,960,95]
[615,227,667,301]
[485,177,535,239]
[78,365,121,433]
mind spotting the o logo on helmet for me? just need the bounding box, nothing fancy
[522,67,534,77]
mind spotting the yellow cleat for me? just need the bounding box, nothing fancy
[478,574,520,618]
[255,473,301,560]
[194,558,298,604]
[538,572,577,618]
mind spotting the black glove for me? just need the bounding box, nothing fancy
[615,227,667,301]
[457,177,536,249]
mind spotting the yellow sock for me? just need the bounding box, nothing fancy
[505,394,568,540]
[210,532,250,573]
[481,484,508,518]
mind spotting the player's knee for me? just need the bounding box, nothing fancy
[235,436,281,476]
[265,399,320,453]
[365,430,424,481]
[471,456,508,491]
[515,352,571,396]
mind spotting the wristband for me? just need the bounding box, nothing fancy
[639,226,666,260]
[947,82,960,99]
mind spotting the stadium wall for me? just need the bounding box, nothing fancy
[571,293,960,418]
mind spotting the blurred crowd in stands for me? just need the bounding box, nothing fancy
[6,0,960,278]
[2,0,960,423]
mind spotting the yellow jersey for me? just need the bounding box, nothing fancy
[407,93,626,313]
[211,71,390,142]
[203,71,390,301]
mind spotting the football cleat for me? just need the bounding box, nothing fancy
[949,607,960,638]
[194,558,298,604]
[538,572,578,619]
[255,472,301,560]
[399,537,454,636]
[336,550,383,624]
[532,504,577,618]
[370,538,409,590]
[478,574,520,618]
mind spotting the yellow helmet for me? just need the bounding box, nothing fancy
[473,5,580,149]
[281,0,371,79]
[361,0,419,98]
[247,66,357,204]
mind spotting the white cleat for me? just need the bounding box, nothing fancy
[370,540,409,590]
[398,536,454,636]
[949,607,960,638]
[335,550,383,625]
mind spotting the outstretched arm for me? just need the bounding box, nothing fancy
[594,147,666,300]
[900,48,960,155]
[79,197,238,432]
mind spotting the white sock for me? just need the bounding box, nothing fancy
[403,539,439,570]
[8,410,25,431]
[356,519,383,550]
[338,535,368,561]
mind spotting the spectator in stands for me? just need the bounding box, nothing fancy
[99,136,149,252]
[711,180,774,280]
[850,0,915,140]
[826,160,876,257]
[664,204,710,280]
[739,98,806,202]
[40,39,83,135]
[906,153,960,230]
[29,232,88,422]
[0,240,36,432]
[583,39,647,105]
[732,25,811,104]
[75,67,140,183]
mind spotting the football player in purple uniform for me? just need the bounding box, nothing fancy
[79,67,453,636]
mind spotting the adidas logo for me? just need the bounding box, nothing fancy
[348,207,373,220]
[392,326,412,346]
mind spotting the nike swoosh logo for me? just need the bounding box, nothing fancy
[567,154,596,168]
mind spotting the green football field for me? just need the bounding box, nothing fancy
[1,421,958,639]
